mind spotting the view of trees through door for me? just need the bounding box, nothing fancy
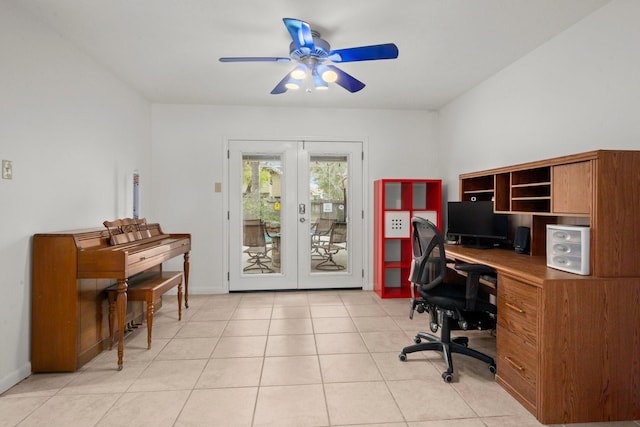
[242,155,348,274]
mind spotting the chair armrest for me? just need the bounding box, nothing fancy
[454,263,496,276]
[454,263,496,310]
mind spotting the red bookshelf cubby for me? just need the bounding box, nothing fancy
[373,179,442,298]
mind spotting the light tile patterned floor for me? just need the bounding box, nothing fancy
[2,290,639,427]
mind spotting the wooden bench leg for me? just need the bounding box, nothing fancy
[183,253,190,308]
[107,272,182,357]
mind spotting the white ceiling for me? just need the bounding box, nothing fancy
[13,0,609,110]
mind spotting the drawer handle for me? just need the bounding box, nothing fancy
[505,302,525,314]
[140,256,146,261]
[505,356,525,372]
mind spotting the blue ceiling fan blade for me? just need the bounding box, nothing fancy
[329,43,399,63]
[283,18,315,51]
[219,57,291,63]
[327,65,366,93]
[271,72,293,94]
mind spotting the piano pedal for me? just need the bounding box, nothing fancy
[125,321,139,332]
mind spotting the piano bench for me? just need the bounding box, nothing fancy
[107,271,183,350]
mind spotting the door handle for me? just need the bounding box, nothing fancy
[298,204,306,214]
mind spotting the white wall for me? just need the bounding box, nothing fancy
[0,2,151,393]
[439,0,640,202]
[151,105,438,294]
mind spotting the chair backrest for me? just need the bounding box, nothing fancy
[243,219,266,247]
[409,217,447,292]
[329,222,348,245]
[313,218,335,237]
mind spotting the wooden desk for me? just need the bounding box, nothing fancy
[445,245,640,425]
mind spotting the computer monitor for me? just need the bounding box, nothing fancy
[447,201,508,248]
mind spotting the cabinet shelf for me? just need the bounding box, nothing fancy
[511,200,551,213]
[383,260,410,268]
[464,188,494,194]
[374,179,442,298]
[512,182,551,188]
[511,167,550,185]
[461,175,495,202]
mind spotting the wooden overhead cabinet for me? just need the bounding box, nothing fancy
[551,160,592,215]
[459,150,640,277]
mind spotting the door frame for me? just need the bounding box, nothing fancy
[222,136,370,292]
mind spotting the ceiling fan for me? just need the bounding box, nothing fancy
[219,18,399,94]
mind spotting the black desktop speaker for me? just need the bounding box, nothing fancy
[514,226,530,254]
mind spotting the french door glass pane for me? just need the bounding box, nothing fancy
[242,154,281,274]
[309,155,349,273]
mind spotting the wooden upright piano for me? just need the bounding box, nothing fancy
[32,219,190,372]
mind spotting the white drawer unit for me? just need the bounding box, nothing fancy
[546,224,590,275]
[384,211,411,238]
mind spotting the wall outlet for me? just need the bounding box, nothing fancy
[2,160,12,179]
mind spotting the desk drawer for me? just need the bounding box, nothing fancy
[497,325,537,407]
[497,276,538,347]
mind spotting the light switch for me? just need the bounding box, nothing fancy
[214,182,222,192]
[2,160,12,179]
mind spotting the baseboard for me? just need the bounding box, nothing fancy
[0,362,31,394]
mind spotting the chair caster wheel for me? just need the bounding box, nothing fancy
[489,364,497,374]
[413,336,422,344]
[398,353,407,362]
[442,372,453,383]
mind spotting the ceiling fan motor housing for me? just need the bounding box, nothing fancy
[289,32,330,62]
[219,18,398,94]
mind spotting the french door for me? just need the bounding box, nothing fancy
[228,140,364,291]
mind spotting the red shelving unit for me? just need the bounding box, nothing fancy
[373,179,442,298]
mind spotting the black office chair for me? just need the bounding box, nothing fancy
[398,217,497,382]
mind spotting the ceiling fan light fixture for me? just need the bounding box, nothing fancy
[290,65,307,80]
[284,78,301,90]
[313,72,329,90]
[321,68,338,83]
